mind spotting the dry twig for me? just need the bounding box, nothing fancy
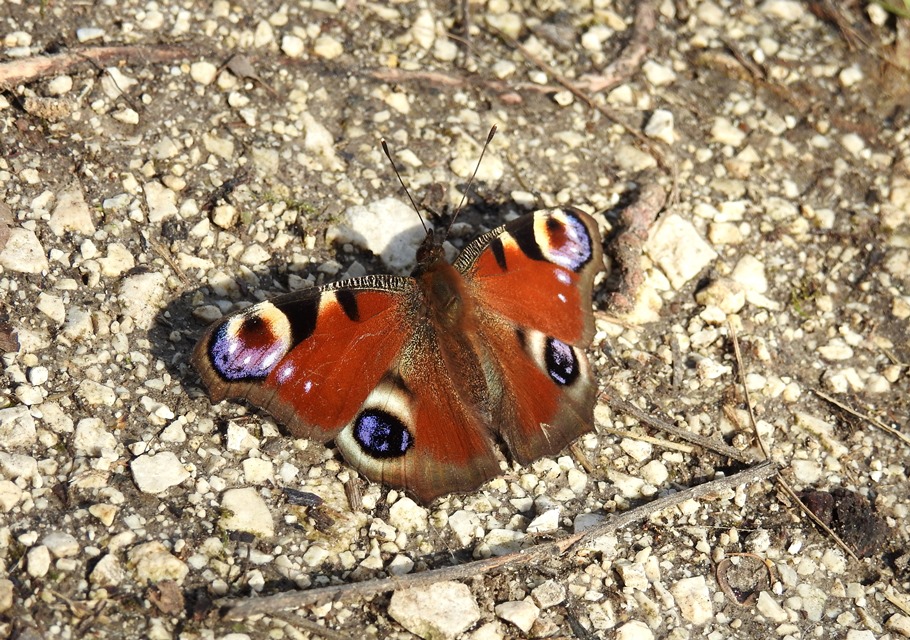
[603,392,757,464]
[579,1,658,93]
[813,389,910,448]
[0,45,196,90]
[220,460,776,620]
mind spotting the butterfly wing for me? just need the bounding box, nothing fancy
[455,207,604,463]
[192,277,415,442]
[192,274,502,503]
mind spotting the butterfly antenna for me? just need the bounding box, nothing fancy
[381,138,429,235]
[446,124,497,239]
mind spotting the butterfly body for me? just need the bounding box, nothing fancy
[193,207,604,503]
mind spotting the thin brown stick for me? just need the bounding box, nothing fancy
[603,392,757,464]
[729,323,769,459]
[220,460,776,620]
[579,0,658,93]
[813,389,910,447]
[0,45,196,90]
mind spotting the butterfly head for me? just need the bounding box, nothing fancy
[413,227,447,276]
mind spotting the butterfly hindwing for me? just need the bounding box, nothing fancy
[459,207,604,463]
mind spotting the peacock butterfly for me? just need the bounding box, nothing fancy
[192,132,605,504]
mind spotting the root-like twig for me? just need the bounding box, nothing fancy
[0,45,196,90]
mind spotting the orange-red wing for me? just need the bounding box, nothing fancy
[459,208,603,346]
[192,281,411,443]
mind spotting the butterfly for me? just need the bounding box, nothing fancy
[192,142,604,504]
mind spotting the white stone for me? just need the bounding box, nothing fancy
[670,576,712,624]
[131,452,190,494]
[450,150,504,182]
[73,418,116,455]
[313,35,343,59]
[841,133,866,157]
[645,214,717,289]
[388,554,414,575]
[49,183,95,236]
[302,545,330,567]
[711,117,746,147]
[190,61,218,85]
[0,452,38,481]
[128,541,189,584]
[76,27,105,43]
[616,560,650,590]
[0,228,49,273]
[448,510,482,546]
[239,244,270,266]
[731,254,768,293]
[42,531,79,558]
[389,497,428,534]
[616,620,654,640]
[483,528,525,555]
[389,581,481,640]
[143,181,178,222]
[886,613,910,637]
[112,108,139,124]
[98,243,136,277]
[531,580,566,609]
[281,34,305,58]
[101,68,137,99]
[819,339,854,361]
[333,197,427,274]
[614,144,657,172]
[119,271,167,330]
[761,0,806,21]
[254,20,275,47]
[644,109,675,144]
[411,9,436,49]
[90,553,124,586]
[0,406,36,447]
[203,134,234,160]
[695,278,745,314]
[756,591,788,622]
[639,460,669,486]
[242,457,274,484]
[643,60,676,86]
[28,366,48,386]
[76,379,116,406]
[495,600,540,633]
[89,503,118,527]
[225,425,258,455]
[527,508,560,533]
[14,385,42,407]
[0,480,22,512]
[27,545,51,578]
[36,292,65,325]
[150,136,180,160]
[301,112,344,171]
[220,487,275,538]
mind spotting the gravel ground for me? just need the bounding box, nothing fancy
[0,1,909,639]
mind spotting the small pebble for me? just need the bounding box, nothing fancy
[494,600,540,634]
[281,34,305,58]
[670,576,712,624]
[219,487,275,538]
[131,452,190,494]
[389,582,481,640]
